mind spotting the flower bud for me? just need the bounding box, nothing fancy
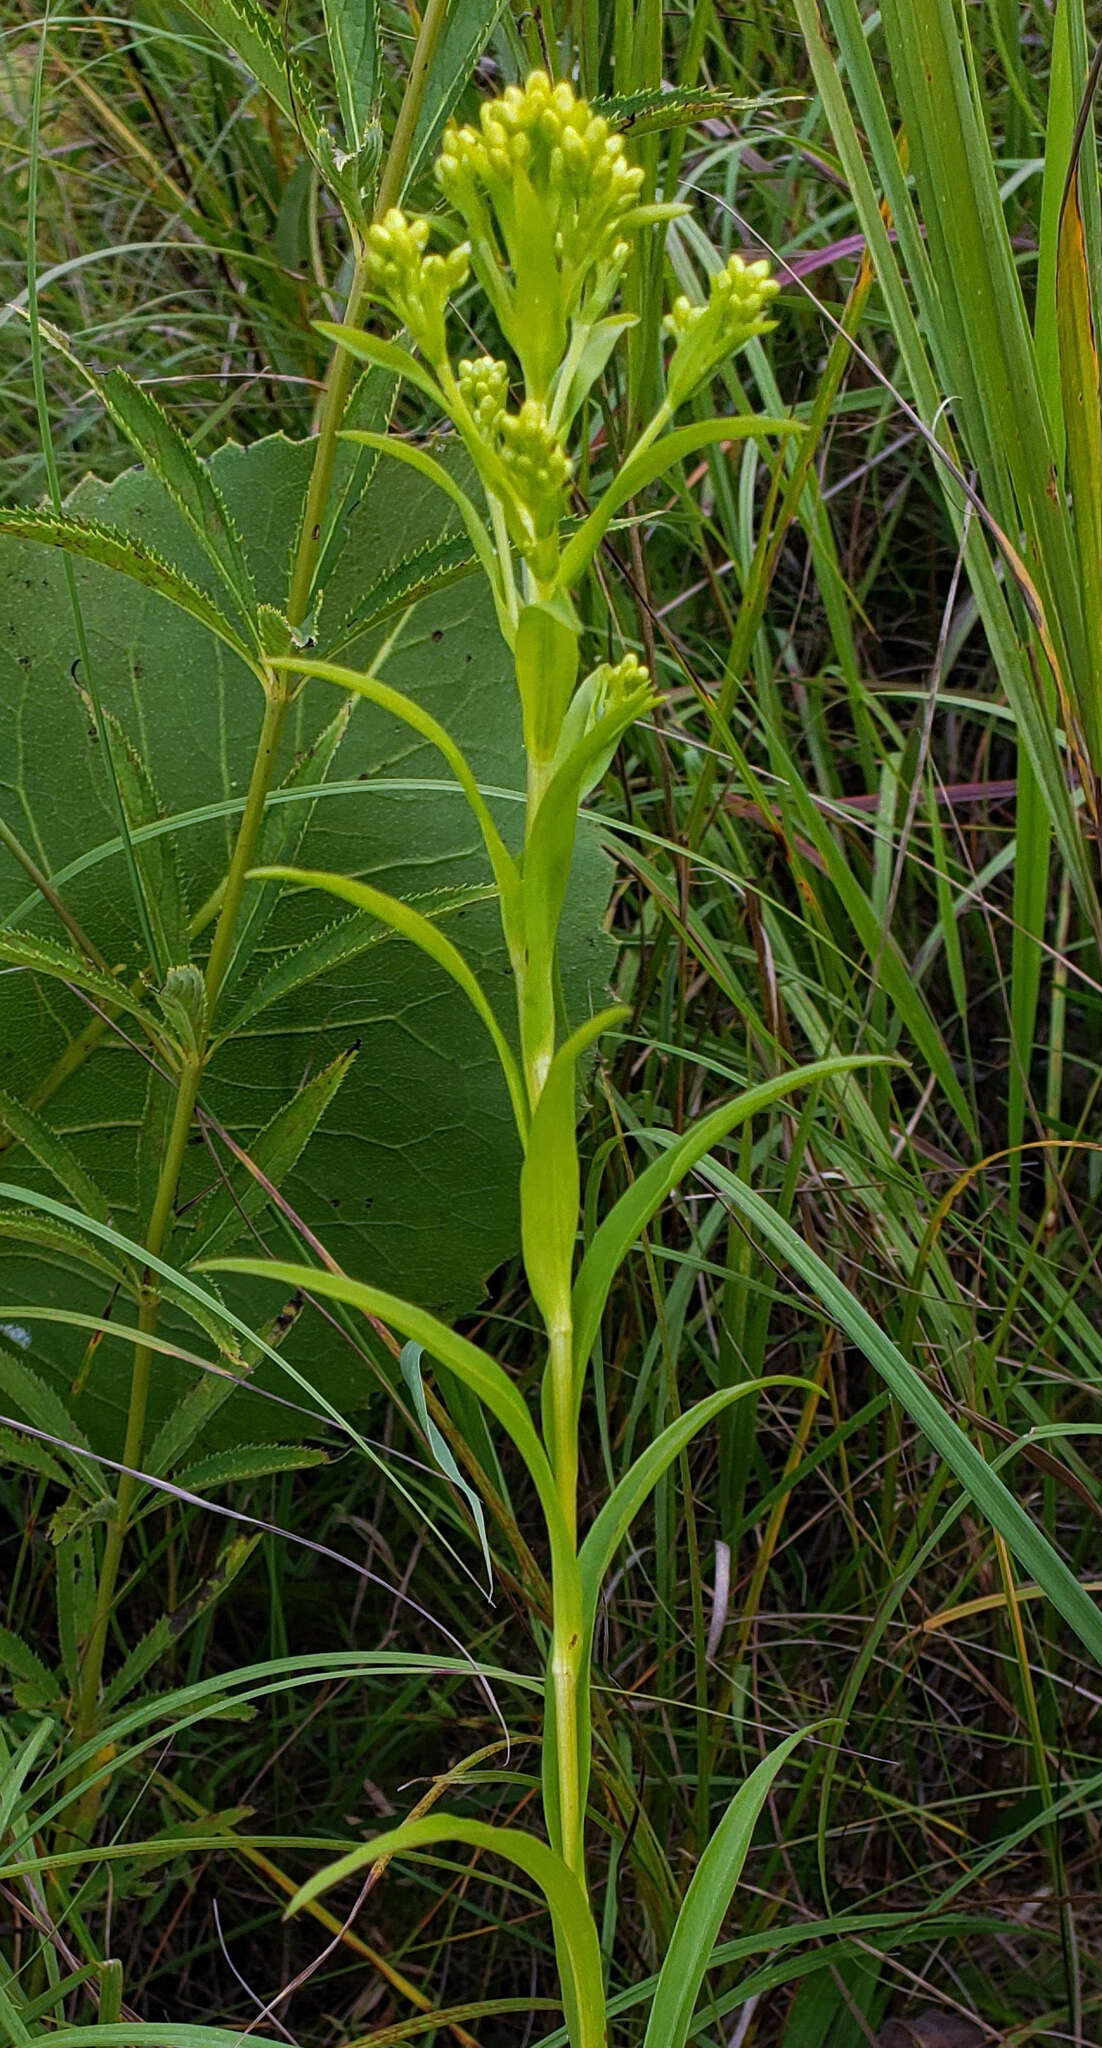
[498,400,573,546]
[457,355,510,436]
[363,206,469,366]
[663,252,780,408]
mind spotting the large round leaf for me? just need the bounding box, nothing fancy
[0,433,611,1450]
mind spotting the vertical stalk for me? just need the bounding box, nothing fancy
[65,0,455,1799]
[518,735,587,1889]
[67,683,291,1811]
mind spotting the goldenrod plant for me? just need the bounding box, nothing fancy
[6,11,1102,2042]
[200,71,874,2048]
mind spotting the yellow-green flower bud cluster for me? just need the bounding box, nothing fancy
[454,360,573,576]
[498,401,573,541]
[663,254,780,409]
[436,71,657,396]
[457,355,510,437]
[364,207,469,367]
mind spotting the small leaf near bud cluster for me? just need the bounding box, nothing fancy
[663,254,780,409]
[552,651,658,800]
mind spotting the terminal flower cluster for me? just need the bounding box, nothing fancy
[435,70,660,397]
[350,70,780,615]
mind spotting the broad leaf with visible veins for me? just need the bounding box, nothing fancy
[0,433,610,1453]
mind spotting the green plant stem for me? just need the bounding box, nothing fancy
[516,770,587,1889]
[66,685,292,1821]
[202,682,290,1007]
[68,1051,201,1800]
[376,0,450,217]
[287,259,368,632]
[0,813,111,973]
[286,0,451,633]
[547,1294,585,1888]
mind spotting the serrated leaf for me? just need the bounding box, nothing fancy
[101,1534,262,1708]
[174,0,332,176]
[173,1442,327,1491]
[191,1048,356,1260]
[0,1343,98,1466]
[0,1624,60,1708]
[93,710,190,969]
[217,884,496,1038]
[55,1521,96,1694]
[0,1209,127,1287]
[0,1426,74,1488]
[596,84,769,136]
[143,1364,248,1476]
[0,1091,110,1224]
[0,508,258,666]
[0,929,153,1025]
[322,0,380,151]
[333,530,478,646]
[98,369,258,627]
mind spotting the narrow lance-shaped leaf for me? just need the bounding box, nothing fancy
[340,431,511,636]
[318,323,446,410]
[216,883,496,1040]
[0,508,259,669]
[572,1055,888,1386]
[0,1344,100,1474]
[247,865,529,1141]
[210,697,355,1020]
[641,1730,809,2048]
[558,415,801,585]
[523,690,654,989]
[290,1815,606,2048]
[400,1341,493,1594]
[91,708,190,971]
[552,1378,814,1842]
[200,1254,576,1596]
[0,1090,110,1224]
[190,1046,358,1261]
[268,655,520,919]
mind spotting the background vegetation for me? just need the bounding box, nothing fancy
[1,2,1100,2044]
